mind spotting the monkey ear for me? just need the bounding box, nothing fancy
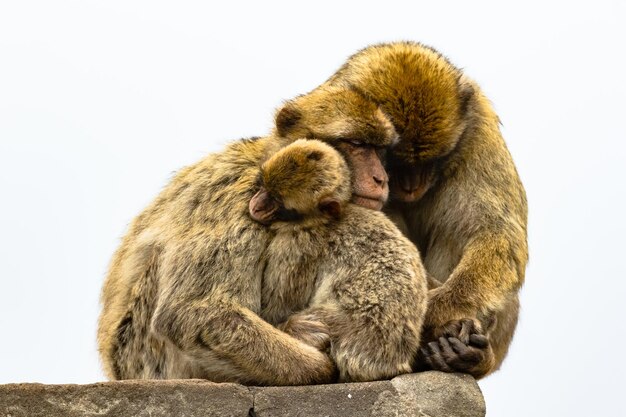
[276,102,302,136]
[249,187,280,225]
[319,198,342,220]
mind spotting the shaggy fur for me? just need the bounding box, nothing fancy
[97,136,339,385]
[258,140,427,382]
[97,88,399,384]
[276,41,528,378]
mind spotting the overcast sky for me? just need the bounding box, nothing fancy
[1,1,625,416]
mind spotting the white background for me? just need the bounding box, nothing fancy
[1,1,624,416]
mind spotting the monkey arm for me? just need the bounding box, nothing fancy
[149,234,336,386]
[151,295,336,386]
[424,231,526,331]
[418,226,526,378]
[417,116,528,377]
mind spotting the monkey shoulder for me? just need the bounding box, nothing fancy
[140,137,278,235]
[116,137,277,294]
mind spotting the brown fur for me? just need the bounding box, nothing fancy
[98,136,339,385]
[98,88,400,384]
[275,85,396,211]
[256,140,427,382]
[276,41,528,378]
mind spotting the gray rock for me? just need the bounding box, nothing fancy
[0,372,485,417]
[252,372,485,417]
[0,379,253,417]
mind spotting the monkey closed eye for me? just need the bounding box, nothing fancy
[346,139,364,147]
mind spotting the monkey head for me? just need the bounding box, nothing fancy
[249,139,351,225]
[327,42,477,204]
[274,86,396,211]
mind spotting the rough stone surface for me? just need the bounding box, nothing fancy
[0,380,253,417]
[252,372,485,417]
[0,372,485,417]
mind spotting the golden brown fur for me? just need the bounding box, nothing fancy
[275,84,396,211]
[98,88,400,384]
[98,136,339,385]
[276,41,528,378]
[255,140,427,382]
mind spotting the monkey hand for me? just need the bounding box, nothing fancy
[418,318,495,379]
[422,286,474,330]
[277,313,331,352]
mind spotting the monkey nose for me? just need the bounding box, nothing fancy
[399,175,417,193]
[373,173,388,187]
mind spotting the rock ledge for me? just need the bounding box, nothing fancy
[0,371,485,417]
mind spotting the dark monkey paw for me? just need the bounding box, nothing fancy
[418,318,494,378]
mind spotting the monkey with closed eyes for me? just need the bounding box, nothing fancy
[249,139,427,383]
[97,86,401,385]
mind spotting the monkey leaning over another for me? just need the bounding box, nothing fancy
[97,85,400,385]
[276,41,528,379]
[249,139,427,382]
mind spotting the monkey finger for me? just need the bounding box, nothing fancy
[300,320,331,335]
[448,337,482,363]
[420,348,436,370]
[469,334,489,349]
[427,341,454,372]
[449,338,485,368]
[458,319,476,344]
[438,337,456,361]
[308,333,331,351]
[442,321,462,338]
[298,314,327,327]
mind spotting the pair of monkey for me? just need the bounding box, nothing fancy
[98,41,527,384]
[98,102,425,385]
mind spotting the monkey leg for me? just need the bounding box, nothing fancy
[152,299,337,386]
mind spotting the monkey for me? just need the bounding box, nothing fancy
[97,135,336,385]
[248,139,427,382]
[274,41,528,379]
[97,85,400,385]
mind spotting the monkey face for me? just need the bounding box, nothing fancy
[387,158,438,203]
[274,87,396,211]
[250,140,350,224]
[334,141,388,211]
